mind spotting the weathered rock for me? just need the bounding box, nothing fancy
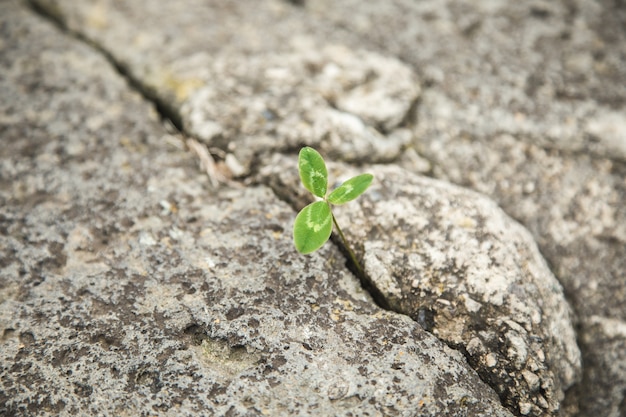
[0,180,513,416]
[302,1,626,415]
[577,316,626,417]
[178,45,416,169]
[14,0,626,415]
[0,2,514,416]
[261,155,581,417]
[305,0,626,160]
[31,0,419,173]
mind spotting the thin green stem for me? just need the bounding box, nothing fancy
[330,210,365,276]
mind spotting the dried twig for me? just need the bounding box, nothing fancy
[186,138,227,187]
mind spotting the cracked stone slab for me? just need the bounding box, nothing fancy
[1,181,513,417]
[178,44,417,168]
[301,2,626,415]
[262,155,581,417]
[31,0,419,173]
[300,0,626,321]
[305,0,626,161]
[412,92,626,417]
[0,2,513,416]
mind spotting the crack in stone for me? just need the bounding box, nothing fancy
[25,0,393,318]
[20,3,541,414]
[27,0,184,132]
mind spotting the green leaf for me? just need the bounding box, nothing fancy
[298,147,328,198]
[327,173,374,205]
[293,201,333,254]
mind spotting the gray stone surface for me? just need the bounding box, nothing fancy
[0,2,515,416]
[306,0,626,159]
[578,316,626,417]
[262,156,581,416]
[7,0,625,415]
[178,45,417,170]
[30,0,418,174]
[301,1,626,415]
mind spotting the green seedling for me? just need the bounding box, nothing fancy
[293,146,373,274]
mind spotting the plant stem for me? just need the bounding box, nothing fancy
[330,210,365,276]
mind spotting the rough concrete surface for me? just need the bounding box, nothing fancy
[302,1,626,416]
[29,0,418,174]
[0,1,514,416]
[2,0,625,416]
[261,156,581,417]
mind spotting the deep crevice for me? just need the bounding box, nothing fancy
[27,0,184,132]
[22,4,560,415]
[26,0,392,315]
[255,164,393,312]
[327,233,392,311]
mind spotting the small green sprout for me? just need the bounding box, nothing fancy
[293,146,373,274]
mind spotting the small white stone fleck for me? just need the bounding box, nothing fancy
[506,331,529,369]
[585,111,626,159]
[466,337,484,355]
[159,200,172,214]
[139,232,157,246]
[523,181,535,194]
[519,402,532,415]
[485,353,498,367]
[522,370,541,391]
[205,257,216,269]
[169,227,185,241]
[536,394,549,409]
[463,294,482,313]
[225,153,247,177]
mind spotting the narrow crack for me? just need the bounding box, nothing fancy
[26,0,392,313]
[27,0,184,132]
[24,4,544,414]
[329,234,392,311]
[249,160,393,312]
